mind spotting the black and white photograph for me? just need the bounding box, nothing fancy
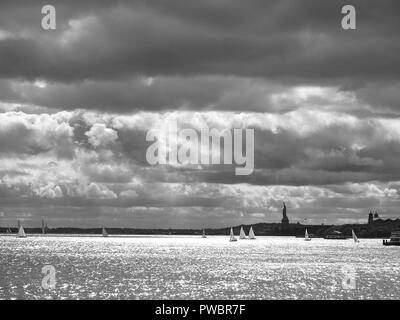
[1,0,400,308]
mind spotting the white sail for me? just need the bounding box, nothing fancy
[202,229,207,238]
[239,227,246,239]
[249,227,256,240]
[229,228,237,242]
[17,225,26,238]
[352,229,359,243]
[305,228,311,241]
[102,227,108,237]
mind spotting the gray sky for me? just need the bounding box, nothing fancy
[1,0,400,228]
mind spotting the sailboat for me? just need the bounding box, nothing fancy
[239,227,246,239]
[102,227,109,237]
[201,229,207,238]
[352,229,360,243]
[229,228,237,242]
[41,219,46,235]
[249,226,256,240]
[6,228,11,234]
[17,225,27,238]
[304,228,311,241]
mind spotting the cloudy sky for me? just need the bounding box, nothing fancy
[1,0,400,228]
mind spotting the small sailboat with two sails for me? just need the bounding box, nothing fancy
[229,228,237,242]
[238,226,256,240]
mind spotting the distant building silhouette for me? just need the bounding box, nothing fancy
[367,210,400,226]
[368,211,374,224]
[281,202,289,227]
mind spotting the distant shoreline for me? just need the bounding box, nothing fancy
[2,220,399,238]
[0,234,390,240]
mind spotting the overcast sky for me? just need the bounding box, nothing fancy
[1,0,400,228]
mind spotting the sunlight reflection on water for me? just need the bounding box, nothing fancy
[0,235,399,299]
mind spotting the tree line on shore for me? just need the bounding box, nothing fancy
[1,219,399,238]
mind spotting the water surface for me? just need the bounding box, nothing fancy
[0,235,399,299]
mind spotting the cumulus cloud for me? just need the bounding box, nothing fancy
[34,184,63,198]
[0,111,74,156]
[85,123,118,147]
[84,182,118,199]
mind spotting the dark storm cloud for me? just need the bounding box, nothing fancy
[0,0,399,114]
[188,168,398,186]
[0,77,241,112]
[0,0,399,83]
[0,194,228,209]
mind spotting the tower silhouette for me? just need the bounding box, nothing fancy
[281,202,289,226]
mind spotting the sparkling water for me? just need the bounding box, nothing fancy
[0,235,399,299]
